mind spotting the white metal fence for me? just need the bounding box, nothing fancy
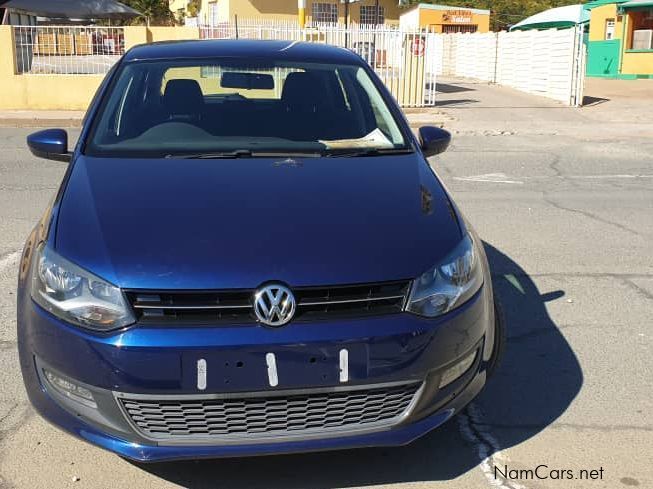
[200,22,438,107]
[13,26,125,75]
[10,24,585,107]
[435,27,586,106]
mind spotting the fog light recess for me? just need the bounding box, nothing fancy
[43,369,97,409]
[439,351,477,388]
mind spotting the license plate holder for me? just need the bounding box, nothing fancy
[183,344,368,392]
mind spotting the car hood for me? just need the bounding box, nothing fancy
[55,154,462,289]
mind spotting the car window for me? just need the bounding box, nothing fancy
[85,59,409,158]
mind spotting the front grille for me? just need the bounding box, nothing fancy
[118,382,421,443]
[126,280,410,324]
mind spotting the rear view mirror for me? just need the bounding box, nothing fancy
[221,72,274,90]
[419,126,451,158]
[26,129,71,163]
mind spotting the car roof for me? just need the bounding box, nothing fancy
[124,39,364,65]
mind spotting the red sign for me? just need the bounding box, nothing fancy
[443,10,473,23]
[410,37,425,57]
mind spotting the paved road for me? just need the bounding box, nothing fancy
[0,81,652,489]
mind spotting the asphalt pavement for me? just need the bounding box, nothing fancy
[0,79,651,489]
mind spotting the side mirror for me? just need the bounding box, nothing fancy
[419,126,451,158]
[27,129,71,162]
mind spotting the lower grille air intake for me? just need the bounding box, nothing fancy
[118,382,421,444]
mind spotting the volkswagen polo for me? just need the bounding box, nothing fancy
[17,40,504,462]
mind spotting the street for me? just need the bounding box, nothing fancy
[0,79,652,488]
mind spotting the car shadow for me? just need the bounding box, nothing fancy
[133,242,582,488]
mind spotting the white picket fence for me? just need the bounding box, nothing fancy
[434,27,586,106]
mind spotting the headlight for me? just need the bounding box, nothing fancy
[31,245,135,331]
[406,235,483,318]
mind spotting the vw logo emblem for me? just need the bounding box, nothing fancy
[253,284,296,327]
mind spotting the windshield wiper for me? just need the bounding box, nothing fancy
[324,147,414,158]
[166,150,253,159]
[165,150,323,159]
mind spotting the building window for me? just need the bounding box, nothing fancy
[442,25,478,34]
[625,9,653,49]
[208,2,218,26]
[605,19,615,40]
[360,5,385,25]
[312,3,338,24]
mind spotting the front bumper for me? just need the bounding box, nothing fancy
[18,286,493,462]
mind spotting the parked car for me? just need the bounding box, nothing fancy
[18,39,504,462]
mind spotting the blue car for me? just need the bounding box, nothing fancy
[18,40,505,462]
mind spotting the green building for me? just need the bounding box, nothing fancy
[585,0,653,78]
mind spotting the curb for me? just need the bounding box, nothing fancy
[0,118,82,128]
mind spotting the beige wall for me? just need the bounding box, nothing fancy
[200,0,402,24]
[0,26,200,111]
[200,0,230,23]
[149,26,200,42]
[342,0,402,24]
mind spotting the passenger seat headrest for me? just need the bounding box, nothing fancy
[281,72,322,112]
[163,79,204,118]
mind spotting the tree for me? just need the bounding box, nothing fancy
[123,0,175,26]
[187,0,201,18]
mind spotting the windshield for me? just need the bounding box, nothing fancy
[85,59,410,158]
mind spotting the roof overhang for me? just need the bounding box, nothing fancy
[0,0,141,19]
[619,0,653,11]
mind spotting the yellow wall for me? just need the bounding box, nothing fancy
[200,0,402,24]
[341,0,402,25]
[200,0,232,23]
[149,26,200,41]
[231,0,298,21]
[0,25,105,110]
[0,26,201,111]
[621,51,653,74]
[588,4,624,42]
[124,25,149,47]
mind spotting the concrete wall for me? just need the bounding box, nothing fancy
[436,28,585,105]
[0,26,200,111]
